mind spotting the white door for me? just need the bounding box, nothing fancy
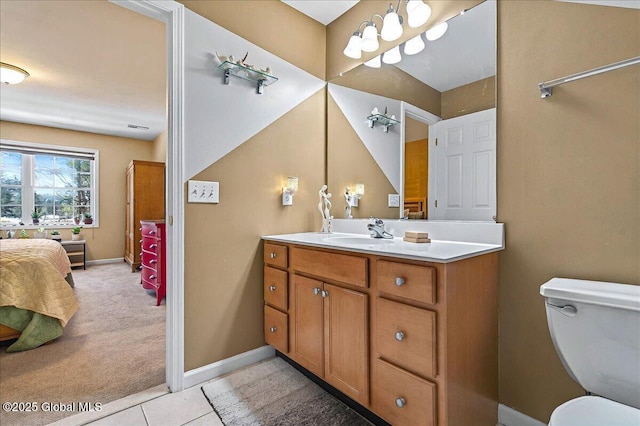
[429,108,496,221]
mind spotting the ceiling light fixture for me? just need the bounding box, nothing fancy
[404,34,425,55]
[0,62,30,85]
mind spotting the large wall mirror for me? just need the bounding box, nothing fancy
[327,0,496,221]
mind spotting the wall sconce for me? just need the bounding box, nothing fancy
[0,62,30,85]
[344,184,364,219]
[282,176,298,206]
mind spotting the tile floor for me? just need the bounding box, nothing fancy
[49,382,223,426]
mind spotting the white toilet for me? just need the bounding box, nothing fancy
[540,278,640,426]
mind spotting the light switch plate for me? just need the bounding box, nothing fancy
[188,180,219,203]
[388,194,400,207]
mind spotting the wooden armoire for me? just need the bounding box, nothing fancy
[125,160,165,272]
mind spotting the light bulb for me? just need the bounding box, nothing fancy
[407,0,431,28]
[364,55,381,68]
[425,22,448,41]
[343,32,362,59]
[381,9,403,42]
[404,34,425,55]
[382,46,402,65]
[361,23,379,52]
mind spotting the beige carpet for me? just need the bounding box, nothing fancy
[0,263,166,426]
[202,357,372,426]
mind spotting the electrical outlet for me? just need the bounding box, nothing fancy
[388,194,400,207]
[188,180,219,203]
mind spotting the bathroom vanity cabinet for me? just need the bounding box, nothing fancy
[263,238,498,426]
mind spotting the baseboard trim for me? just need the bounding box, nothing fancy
[498,404,547,426]
[183,345,275,389]
[86,257,125,265]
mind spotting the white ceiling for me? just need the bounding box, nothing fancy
[0,1,166,141]
[282,0,359,25]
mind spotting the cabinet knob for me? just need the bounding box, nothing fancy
[150,244,157,249]
[150,259,157,264]
[149,275,156,280]
[139,227,142,231]
[269,285,276,292]
[269,252,277,259]
[395,331,405,341]
[395,398,406,408]
[313,287,321,295]
[149,230,156,235]
[395,277,405,286]
[269,327,277,333]
[139,239,143,244]
[321,290,329,298]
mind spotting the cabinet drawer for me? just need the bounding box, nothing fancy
[292,247,368,288]
[264,266,288,311]
[141,238,160,254]
[264,305,288,353]
[372,358,436,426]
[377,260,436,305]
[140,224,159,237]
[376,298,437,378]
[264,243,288,269]
[141,251,159,268]
[141,265,160,289]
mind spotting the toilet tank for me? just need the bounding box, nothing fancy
[540,278,640,409]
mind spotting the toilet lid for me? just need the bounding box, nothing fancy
[550,396,640,426]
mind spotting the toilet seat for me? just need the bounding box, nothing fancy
[549,396,640,426]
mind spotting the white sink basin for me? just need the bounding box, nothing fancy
[323,236,395,245]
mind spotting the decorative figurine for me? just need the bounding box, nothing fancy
[318,185,333,233]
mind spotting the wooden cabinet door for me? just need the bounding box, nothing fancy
[323,283,369,405]
[292,275,324,377]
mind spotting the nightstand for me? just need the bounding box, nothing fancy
[61,240,86,269]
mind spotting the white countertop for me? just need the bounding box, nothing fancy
[262,232,503,263]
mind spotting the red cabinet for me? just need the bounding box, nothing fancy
[140,220,166,306]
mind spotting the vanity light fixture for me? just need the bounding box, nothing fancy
[425,21,448,41]
[404,34,425,55]
[364,55,382,69]
[282,176,298,206]
[0,62,30,85]
[381,3,403,42]
[382,46,402,65]
[342,0,436,59]
[406,0,432,28]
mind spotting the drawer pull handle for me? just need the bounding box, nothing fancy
[139,239,143,244]
[139,227,142,231]
[270,327,277,333]
[313,288,321,295]
[269,252,277,259]
[395,331,405,341]
[149,275,156,280]
[395,398,406,408]
[269,285,276,292]
[150,244,157,249]
[149,230,156,235]
[395,277,405,286]
[150,259,157,264]
[321,290,329,298]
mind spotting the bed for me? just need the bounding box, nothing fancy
[0,239,79,352]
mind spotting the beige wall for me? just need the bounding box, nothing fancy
[184,90,325,369]
[0,121,157,261]
[327,94,398,220]
[178,0,326,80]
[178,1,326,370]
[497,1,640,422]
[152,129,167,163]
[441,76,495,119]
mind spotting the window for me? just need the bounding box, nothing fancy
[0,140,99,227]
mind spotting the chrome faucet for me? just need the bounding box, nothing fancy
[368,217,394,239]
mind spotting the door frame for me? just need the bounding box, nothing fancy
[111,0,185,392]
